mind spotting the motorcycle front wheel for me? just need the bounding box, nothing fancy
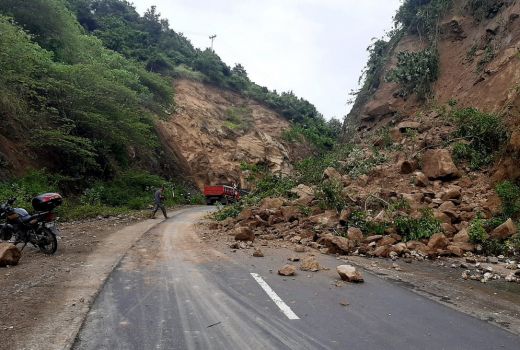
[37,228,57,255]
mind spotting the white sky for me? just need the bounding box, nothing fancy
[131,0,402,120]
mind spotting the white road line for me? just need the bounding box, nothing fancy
[250,273,300,320]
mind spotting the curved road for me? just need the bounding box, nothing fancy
[73,207,519,350]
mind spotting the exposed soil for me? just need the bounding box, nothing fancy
[0,213,168,350]
[156,79,306,190]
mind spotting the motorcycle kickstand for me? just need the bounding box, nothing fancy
[20,242,27,252]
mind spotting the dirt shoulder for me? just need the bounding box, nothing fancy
[198,220,520,336]
[0,210,180,350]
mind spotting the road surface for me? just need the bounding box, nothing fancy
[73,206,520,349]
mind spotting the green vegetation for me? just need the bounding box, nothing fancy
[468,0,504,21]
[386,48,439,99]
[476,45,495,73]
[213,174,296,221]
[0,170,199,221]
[0,0,336,220]
[394,0,452,40]
[468,215,489,243]
[282,117,341,150]
[224,106,253,133]
[395,208,442,241]
[451,107,508,170]
[496,181,520,220]
[351,0,452,108]
[64,0,330,137]
[315,180,346,212]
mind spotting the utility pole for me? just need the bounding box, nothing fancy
[209,34,217,51]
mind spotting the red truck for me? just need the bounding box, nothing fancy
[204,185,240,205]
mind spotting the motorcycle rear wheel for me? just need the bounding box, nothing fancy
[37,228,57,255]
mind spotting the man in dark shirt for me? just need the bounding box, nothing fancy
[151,185,168,219]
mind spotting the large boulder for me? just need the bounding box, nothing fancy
[0,243,21,267]
[236,208,253,221]
[427,233,449,250]
[453,229,470,243]
[339,208,352,226]
[372,245,392,258]
[291,184,315,205]
[490,219,517,240]
[281,206,300,222]
[323,167,342,181]
[347,227,364,243]
[318,234,353,254]
[336,265,364,283]
[234,227,255,241]
[422,149,460,180]
[259,197,285,210]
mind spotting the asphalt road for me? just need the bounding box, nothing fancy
[73,206,520,350]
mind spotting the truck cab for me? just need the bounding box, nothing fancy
[203,185,240,205]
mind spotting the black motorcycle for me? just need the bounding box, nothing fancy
[0,193,63,255]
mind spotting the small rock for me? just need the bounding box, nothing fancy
[487,256,499,264]
[300,257,320,272]
[253,249,264,257]
[466,257,477,264]
[336,265,364,283]
[339,299,349,306]
[234,227,255,242]
[294,246,306,253]
[288,256,300,262]
[278,265,296,276]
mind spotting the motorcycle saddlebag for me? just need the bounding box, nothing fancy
[32,193,63,212]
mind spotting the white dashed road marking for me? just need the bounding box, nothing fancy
[250,273,300,320]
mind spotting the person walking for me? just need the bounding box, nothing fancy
[152,185,168,219]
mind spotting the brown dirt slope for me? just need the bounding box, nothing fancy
[157,79,295,190]
[351,0,520,131]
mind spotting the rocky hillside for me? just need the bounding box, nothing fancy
[349,1,519,132]
[210,0,520,284]
[157,79,301,190]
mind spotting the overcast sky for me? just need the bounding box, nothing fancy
[131,0,402,120]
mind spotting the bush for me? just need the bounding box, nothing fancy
[468,215,488,243]
[481,239,506,256]
[394,0,453,39]
[386,48,439,99]
[496,181,520,219]
[315,180,346,211]
[395,208,441,241]
[451,107,508,169]
[0,170,58,209]
[346,210,388,235]
[341,148,387,179]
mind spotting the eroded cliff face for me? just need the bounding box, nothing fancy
[352,0,520,131]
[157,79,295,190]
